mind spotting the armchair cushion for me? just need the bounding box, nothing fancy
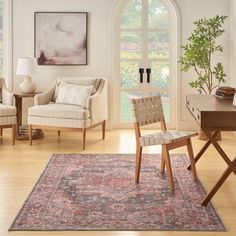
[28,103,90,120]
[0,104,16,117]
[53,77,101,102]
[55,82,93,108]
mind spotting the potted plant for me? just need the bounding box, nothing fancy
[179,15,227,140]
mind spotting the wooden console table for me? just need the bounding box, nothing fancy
[186,94,236,205]
[14,92,44,140]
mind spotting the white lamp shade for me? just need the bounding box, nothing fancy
[16,57,35,75]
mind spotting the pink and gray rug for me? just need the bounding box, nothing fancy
[10,153,225,231]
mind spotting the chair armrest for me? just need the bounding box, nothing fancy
[2,86,14,105]
[88,79,108,124]
[34,84,56,105]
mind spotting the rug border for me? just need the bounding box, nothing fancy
[9,153,57,232]
[191,174,226,232]
[9,153,226,232]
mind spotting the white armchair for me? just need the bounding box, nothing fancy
[28,77,108,150]
[0,78,17,144]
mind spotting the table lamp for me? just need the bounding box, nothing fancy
[16,57,36,94]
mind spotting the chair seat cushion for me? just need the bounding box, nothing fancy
[28,103,90,120]
[140,130,197,146]
[0,104,16,117]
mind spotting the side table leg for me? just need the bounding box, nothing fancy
[15,96,22,136]
[201,157,236,206]
[187,131,219,170]
[29,125,32,145]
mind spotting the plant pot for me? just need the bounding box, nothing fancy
[198,128,222,141]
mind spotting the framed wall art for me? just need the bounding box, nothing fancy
[34,12,88,65]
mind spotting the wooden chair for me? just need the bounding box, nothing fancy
[131,95,198,191]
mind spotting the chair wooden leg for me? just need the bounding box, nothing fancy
[58,130,61,136]
[160,148,165,173]
[29,125,32,145]
[187,138,197,181]
[102,120,106,140]
[162,145,174,191]
[11,125,16,145]
[0,128,2,136]
[135,145,142,183]
[82,128,86,150]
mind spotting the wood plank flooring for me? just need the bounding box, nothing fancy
[0,129,235,236]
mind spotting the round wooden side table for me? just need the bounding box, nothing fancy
[14,92,44,140]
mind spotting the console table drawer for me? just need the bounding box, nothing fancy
[186,94,236,131]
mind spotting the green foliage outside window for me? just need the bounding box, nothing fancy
[120,0,171,123]
[121,0,142,29]
[148,0,169,29]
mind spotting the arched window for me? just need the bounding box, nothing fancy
[113,0,179,129]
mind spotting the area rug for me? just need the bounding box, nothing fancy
[10,153,225,231]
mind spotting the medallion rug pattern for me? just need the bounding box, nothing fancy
[10,154,225,231]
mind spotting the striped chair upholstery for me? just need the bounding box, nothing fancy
[0,78,16,145]
[130,95,198,191]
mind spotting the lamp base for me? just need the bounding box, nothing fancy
[19,76,36,94]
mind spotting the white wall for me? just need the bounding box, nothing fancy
[12,0,230,128]
[13,0,113,90]
[12,0,114,124]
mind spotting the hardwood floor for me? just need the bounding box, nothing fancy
[0,129,236,236]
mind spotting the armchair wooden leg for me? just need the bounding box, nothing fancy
[135,145,142,183]
[58,130,61,136]
[82,128,86,150]
[0,128,2,136]
[11,124,16,145]
[29,125,32,145]
[187,138,197,181]
[102,120,106,140]
[160,149,165,173]
[162,145,174,191]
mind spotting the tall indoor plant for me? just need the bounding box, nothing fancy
[179,15,227,139]
[179,15,227,94]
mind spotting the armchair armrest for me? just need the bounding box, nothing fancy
[34,83,56,105]
[88,79,108,124]
[2,86,14,105]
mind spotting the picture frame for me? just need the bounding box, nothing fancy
[34,12,88,66]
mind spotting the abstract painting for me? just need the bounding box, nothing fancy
[34,12,87,65]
